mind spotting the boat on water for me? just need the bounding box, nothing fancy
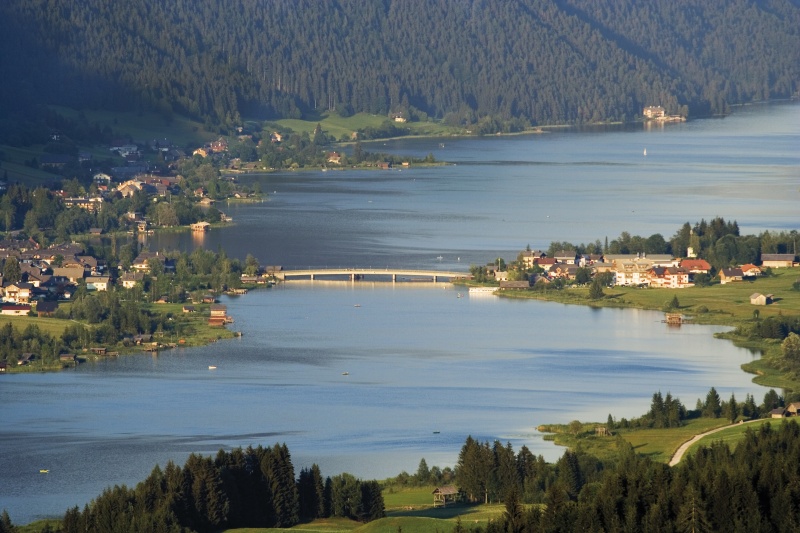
[468,286,497,293]
[39,469,49,474]
[353,304,361,308]
[208,365,217,370]
[643,148,647,156]
[341,372,349,376]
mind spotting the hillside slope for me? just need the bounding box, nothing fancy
[0,0,797,134]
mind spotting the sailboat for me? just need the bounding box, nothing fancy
[643,148,647,156]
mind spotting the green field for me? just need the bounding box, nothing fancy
[619,418,732,462]
[540,418,736,464]
[274,112,460,141]
[50,106,218,147]
[683,419,784,458]
[505,270,800,325]
[212,487,507,533]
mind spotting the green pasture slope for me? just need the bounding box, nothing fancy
[274,112,460,141]
[539,418,733,464]
[212,487,507,533]
[51,106,218,148]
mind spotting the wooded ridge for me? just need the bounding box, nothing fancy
[1,0,798,136]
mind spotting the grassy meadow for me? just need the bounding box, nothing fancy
[505,269,800,325]
[538,418,733,464]
[274,112,460,141]
[50,106,218,148]
[683,419,787,459]
[217,487,507,533]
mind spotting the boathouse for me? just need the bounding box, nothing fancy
[209,304,231,326]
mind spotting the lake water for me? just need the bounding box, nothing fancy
[1,102,799,524]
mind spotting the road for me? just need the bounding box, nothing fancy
[668,419,763,466]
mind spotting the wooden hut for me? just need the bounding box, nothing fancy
[432,486,461,508]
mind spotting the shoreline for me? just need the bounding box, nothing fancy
[462,275,799,392]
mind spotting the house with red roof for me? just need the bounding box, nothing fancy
[679,259,711,274]
[741,264,762,277]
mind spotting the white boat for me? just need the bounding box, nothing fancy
[468,287,497,293]
[39,469,49,474]
[643,148,647,156]
[208,365,217,370]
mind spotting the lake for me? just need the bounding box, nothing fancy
[1,102,798,524]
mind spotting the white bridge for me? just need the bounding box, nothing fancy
[275,268,468,282]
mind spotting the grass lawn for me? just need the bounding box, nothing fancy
[216,503,505,533]
[540,418,734,464]
[618,418,732,462]
[683,419,785,458]
[507,270,800,326]
[1,315,71,338]
[382,486,438,511]
[223,517,361,532]
[50,106,217,147]
[274,112,460,141]
[0,145,68,186]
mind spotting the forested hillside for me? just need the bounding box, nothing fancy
[0,0,798,138]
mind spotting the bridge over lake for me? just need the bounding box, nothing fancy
[275,268,469,282]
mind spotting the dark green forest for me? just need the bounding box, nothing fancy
[1,0,798,140]
[41,444,384,533]
[451,421,800,532]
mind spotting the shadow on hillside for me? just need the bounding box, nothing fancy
[388,502,479,519]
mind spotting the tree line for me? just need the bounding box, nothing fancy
[0,444,384,533]
[1,0,797,137]
[444,420,800,532]
[542,216,798,270]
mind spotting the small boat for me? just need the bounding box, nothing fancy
[353,304,361,308]
[39,469,49,474]
[436,255,443,261]
[341,372,349,376]
[208,365,217,370]
[457,293,462,298]
[433,431,440,434]
[643,148,647,156]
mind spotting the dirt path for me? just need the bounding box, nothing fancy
[668,419,763,466]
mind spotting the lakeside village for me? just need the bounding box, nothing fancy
[478,247,793,299]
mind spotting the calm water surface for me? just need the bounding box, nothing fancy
[145,102,799,268]
[1,103,798,523]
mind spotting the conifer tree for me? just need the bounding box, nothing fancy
[676,487,711,533]
[0,510,15,533]
[704,387,722,418]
